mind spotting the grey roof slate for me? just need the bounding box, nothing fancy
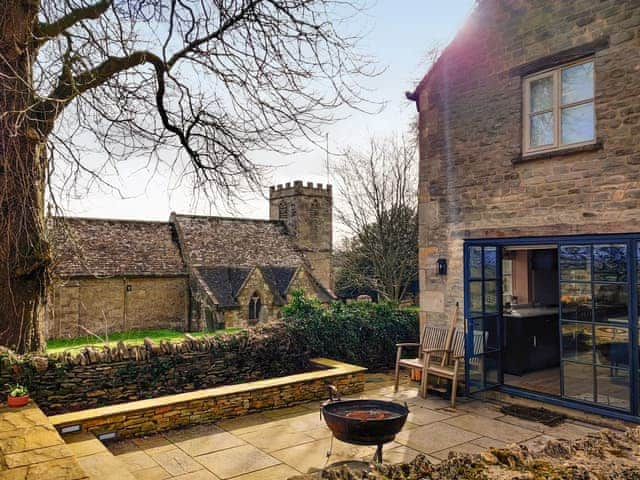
[49,217,186,277]
[171,214,305,267]
[260,266,298,305]
[195,266,253,307]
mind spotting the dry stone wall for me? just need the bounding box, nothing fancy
[0,323,310,415]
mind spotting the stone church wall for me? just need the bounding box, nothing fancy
[47,276,189,339]
[223,268,280,328]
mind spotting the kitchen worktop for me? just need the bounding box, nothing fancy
[503,306,559,318]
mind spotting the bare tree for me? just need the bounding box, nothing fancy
[334,135,417,303]
[0,0,376,353]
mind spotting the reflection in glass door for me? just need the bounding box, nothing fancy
[465,245,502,393]
[560,243,632,411]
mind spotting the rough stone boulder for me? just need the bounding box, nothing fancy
[289,427,640,480]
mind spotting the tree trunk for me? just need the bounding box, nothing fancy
[0,0,48,353]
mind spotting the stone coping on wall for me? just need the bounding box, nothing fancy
[48,358,366,433]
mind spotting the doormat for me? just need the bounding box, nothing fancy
[500,405,567,426]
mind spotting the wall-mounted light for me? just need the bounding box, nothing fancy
[126,285,132,292]
[437,258,447,276]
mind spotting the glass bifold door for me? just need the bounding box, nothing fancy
[559,242,637,413]
[465,238,640,417]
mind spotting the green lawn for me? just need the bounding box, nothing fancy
[46,328,243,355]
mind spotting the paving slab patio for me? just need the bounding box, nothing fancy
[99,372,609,479]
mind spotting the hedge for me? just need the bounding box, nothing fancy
[283,291,419,371]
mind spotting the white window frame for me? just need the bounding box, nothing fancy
[523,57,596,155]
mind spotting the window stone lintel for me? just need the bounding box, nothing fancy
[510,37,609,78]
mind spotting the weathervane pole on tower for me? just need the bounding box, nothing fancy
[325,132,330,185]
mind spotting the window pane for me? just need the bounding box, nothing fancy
[563,361,594,402]
[594,284,628,323]
[484,247,497,279]
[593,244,627,282]
[562,322,593,363]
[561,61,594,105]
[561,282,592,322]
[596,366,629,410]
[530,75,553,112]
[469,246,482,279]
[560,246,591,281]
[470,281,482,315]
[595,326,628,367]
[531,112,554,147]
[485,281,497,313]
[561,102,594,144]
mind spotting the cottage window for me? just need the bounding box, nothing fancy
[523,59,595,155]
[248,293,262,322]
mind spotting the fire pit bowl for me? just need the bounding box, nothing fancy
[321,386,409,462]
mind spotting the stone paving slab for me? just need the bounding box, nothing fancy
[195,444,279,479]
[164,425,246,457]
[444,413,540,443]
[132,465,172,479]
[147,448,203,477]
[395,421,482,453]
[0,403,89,480]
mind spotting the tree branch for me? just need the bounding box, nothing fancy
[34,0,113,47]
[36,50,163,133]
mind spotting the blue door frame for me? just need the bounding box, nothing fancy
[463,232,640,423]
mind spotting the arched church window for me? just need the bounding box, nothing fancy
[248,292,262,323]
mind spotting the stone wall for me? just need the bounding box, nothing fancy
[47,276,189,339]
[1,323,310,415]
[49,359,365,439]
[416,0,640,329]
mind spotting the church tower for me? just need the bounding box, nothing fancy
[269,181,333,289]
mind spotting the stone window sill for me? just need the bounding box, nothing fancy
[512,140,603,164]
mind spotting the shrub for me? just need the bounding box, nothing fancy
[283,291,419,371]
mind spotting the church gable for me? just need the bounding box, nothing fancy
[286,267,335,303]
[232,267,279,324]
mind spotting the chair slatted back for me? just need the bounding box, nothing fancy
[420,303,459,366]
[446,330,486,369]
[450,330,466,359]
[421,327,449,351]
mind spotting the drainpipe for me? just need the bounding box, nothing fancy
[123,277,128,332]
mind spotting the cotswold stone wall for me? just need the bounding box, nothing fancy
[51,363,365,439]
[416,0,640,329]
[0,323,309,415]
[47,276,189,339]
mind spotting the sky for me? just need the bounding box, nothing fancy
[59,0,475,223]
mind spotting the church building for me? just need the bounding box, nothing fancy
[47,181,334,339]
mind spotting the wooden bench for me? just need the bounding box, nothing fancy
[394,305,458,392]
[421,329,485,408]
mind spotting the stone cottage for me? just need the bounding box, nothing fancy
[47,181,334,338]
[409,0,640,420]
